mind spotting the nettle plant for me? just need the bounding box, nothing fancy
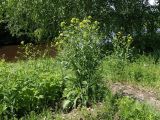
[112,32,133,60]
[56,17,106,110]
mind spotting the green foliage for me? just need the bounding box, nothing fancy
[0,0,5,33]
[116,97,158,120]
[2,0,110,42]
[102,55,160,86]
[100,95,160,120]
[22,95,159,120]
[0,59,63,118]
[0,55,160,119]
[0,0,5,21]
[112,32,133,60]
[20,109,54,120]
[107,0,160,34]
[57,17,106,110]
[0,0,159,51]
[105,32,134,81]
[4,0,62,41]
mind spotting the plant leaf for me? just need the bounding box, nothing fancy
[63,100,71,110]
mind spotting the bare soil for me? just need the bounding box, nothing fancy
[110,82,160,110]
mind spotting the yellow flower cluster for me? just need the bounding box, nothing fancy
[117,32,122,36]
[79,22,85,28]
[60,22,65,27]
[55,40,64,51]
[60,16,98,30]
[94,21,99,25]
[71,18,79,24]
[127,34,133,43]
[116,32,133,44]
[88,16,92,19]
[79,18,92,28]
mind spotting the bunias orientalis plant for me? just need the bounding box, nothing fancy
[56,16,106,110]
[108,32,134,79]
[112,32,133,61]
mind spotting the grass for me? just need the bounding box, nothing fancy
[102,55,160,90]
[17,95,160,120]
[0,54,160,119]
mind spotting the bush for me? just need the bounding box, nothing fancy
[0,59,63,118]
[56,17,106,110]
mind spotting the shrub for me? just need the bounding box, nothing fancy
[0,59,63,118]
[56,17,106,110]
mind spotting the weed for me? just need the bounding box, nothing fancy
[56,17,106,110]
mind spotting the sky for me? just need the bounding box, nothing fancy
[149,0,157,5]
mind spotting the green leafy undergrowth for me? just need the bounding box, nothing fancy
[102,55,160,88]
[23,95,160,120]
[101,95,160,120]
[0,58,63,119]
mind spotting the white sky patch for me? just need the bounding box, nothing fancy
[149,0,157,5]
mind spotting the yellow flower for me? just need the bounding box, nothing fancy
[128,39,131,43]
[117,32,121,35]
[55,42,59,46]
[60,33,64,37]
[82,19,91,24]
[79,22,84,28]
[71,18,77,24]
[127,35,133,43]
[60,22,65,27]
[88,16,92,19]
[76,18,80,23]
[94,21,99,25]
[117,32,122,38]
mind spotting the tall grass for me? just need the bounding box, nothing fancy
[102,55,160,88]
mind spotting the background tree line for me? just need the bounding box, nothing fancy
[0,0,160,51]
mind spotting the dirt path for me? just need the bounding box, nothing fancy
[110,82,160,110]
